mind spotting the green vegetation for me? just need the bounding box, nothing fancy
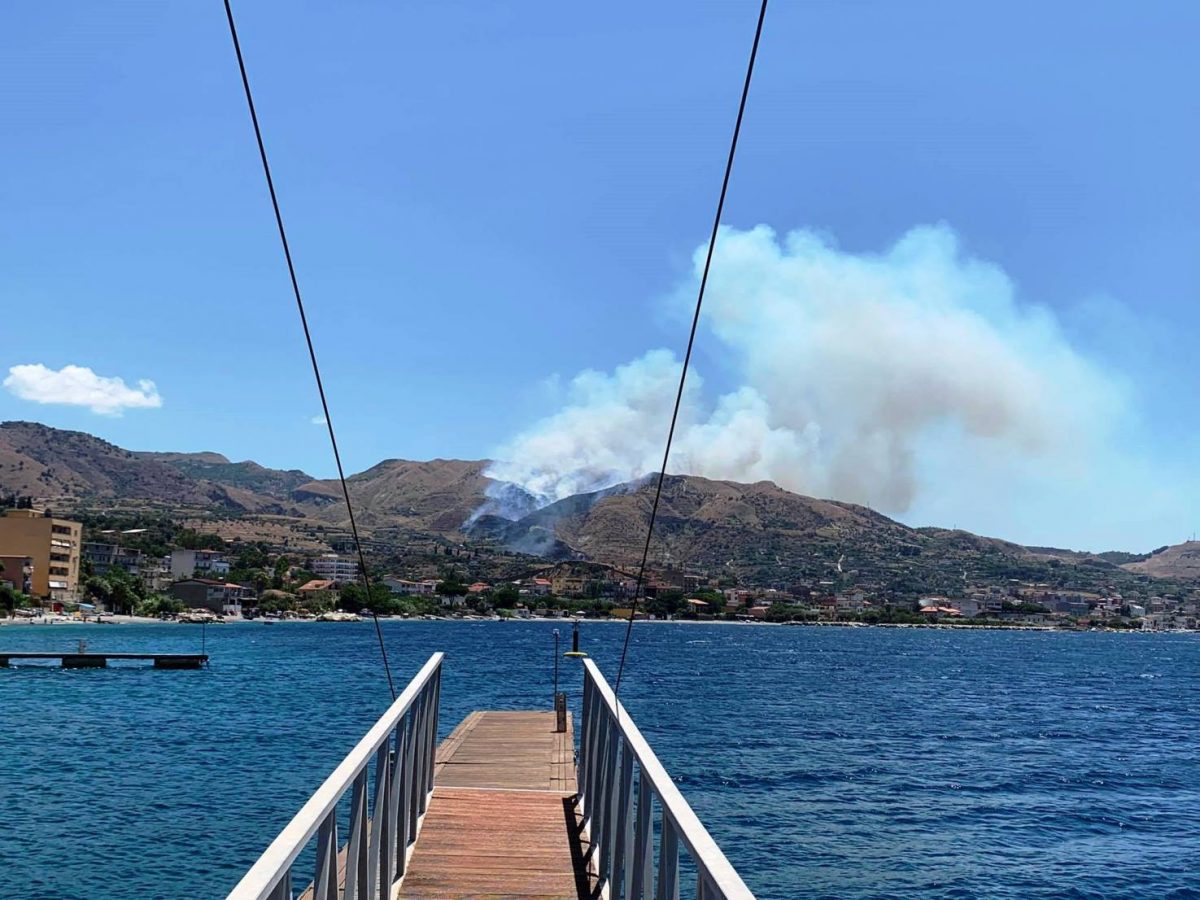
[1001,600,1050,614]
[84,567,145,616]
[175,529,226,551]
[0,584,28,619]
[135,595,185,617]
[78,513,178,557]
[645,589,685,619]
[492,583,519,608]
[339,582,438,617]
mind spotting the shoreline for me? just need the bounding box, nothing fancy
[1,614,1193,635]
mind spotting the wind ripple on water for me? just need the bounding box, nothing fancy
[0,623,1197,899]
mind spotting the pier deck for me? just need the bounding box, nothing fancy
[227,654,753,900]
[398,710,585,898]
[0,652,207,669]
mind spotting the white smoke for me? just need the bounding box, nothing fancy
[485,223,1124,517]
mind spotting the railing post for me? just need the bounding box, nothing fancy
[406,694,422,838]
[428,667,441,794]
[656,815,679,900]
[585,685,604,828]
[614,738,634,897]
[391,718,409,879]
[631,769,653,900]
[343,770,370,899]
[598,717,619,885]
[369,742,391,898]
[415,690,430,815]
[313,812,338,900]
[267,871,291,900]
[579,676,593,811]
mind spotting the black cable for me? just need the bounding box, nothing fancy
[612,0,769,703]
[222,0,397,699]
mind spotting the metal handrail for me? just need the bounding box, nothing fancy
[578,658,755,900]
[226,653,443,900]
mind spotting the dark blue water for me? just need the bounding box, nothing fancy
[1,621,1197,899]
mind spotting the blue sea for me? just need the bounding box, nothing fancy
[1,621,1197,899]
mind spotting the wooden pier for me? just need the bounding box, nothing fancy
[226,653,754,900]
[398,710,583,897]
[0,652,208,669]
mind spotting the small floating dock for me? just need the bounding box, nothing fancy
[0,652,208,669]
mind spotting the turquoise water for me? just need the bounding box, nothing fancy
[1,621,1197,899]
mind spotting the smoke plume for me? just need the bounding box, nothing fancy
[484,224,1123,518]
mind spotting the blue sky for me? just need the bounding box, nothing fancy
[2,2,1198,551]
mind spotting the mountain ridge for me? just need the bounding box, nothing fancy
[0,421,1192,593]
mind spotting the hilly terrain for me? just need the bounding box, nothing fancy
[0,421,293,515]
[1,421,1195,595]
[467,475,1135,595]
[1123,542,1200,580]
[135,451,314,499]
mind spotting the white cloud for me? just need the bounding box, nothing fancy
[486,223,1136,543]
[3,364,162,416]
[310,415,328,426]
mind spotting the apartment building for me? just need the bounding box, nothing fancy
[83,542,145,579]
[310,554,359,584]
[0,508,82,602]
[170,548,230,579]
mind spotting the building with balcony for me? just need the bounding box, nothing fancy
[0,508,82,602]
[170,548,230,579]
[168,578,248,617]
[310,554,360,584]
[83,542,145,579]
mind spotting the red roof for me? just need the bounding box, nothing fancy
[298,579,336,592]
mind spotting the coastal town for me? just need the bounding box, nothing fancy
[2,501,1197,631]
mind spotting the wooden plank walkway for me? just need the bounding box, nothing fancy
[398,710,589,899]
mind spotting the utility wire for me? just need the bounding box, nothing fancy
[612,0,769,703]
[222,0,396,699]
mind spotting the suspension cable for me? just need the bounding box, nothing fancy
[222,0,396,699]
[612,0,769,702]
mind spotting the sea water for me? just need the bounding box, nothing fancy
[0,621,1197,899]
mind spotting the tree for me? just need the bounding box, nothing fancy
[339,582,397,613]
[765,602,798,623]
[0,584,21,619]
[272,556,291,590]
[645,589,684,618]
[492,583,519,609]
[136,595,185,617]
[84,575,113,607]
[86,567,145,616]
[436,575,468,597]
[176,529,226,551]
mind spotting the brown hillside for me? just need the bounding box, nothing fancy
[1123,542,1200,579]
[0,421,292,514]
[296,458,492,532]
[486,474,1109,592]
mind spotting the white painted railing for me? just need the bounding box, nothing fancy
[226,653,443,900]
[579,659,755,900]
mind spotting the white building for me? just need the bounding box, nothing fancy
[310,554,360,584]
[170,548,229,579]
[384,577,435,596]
